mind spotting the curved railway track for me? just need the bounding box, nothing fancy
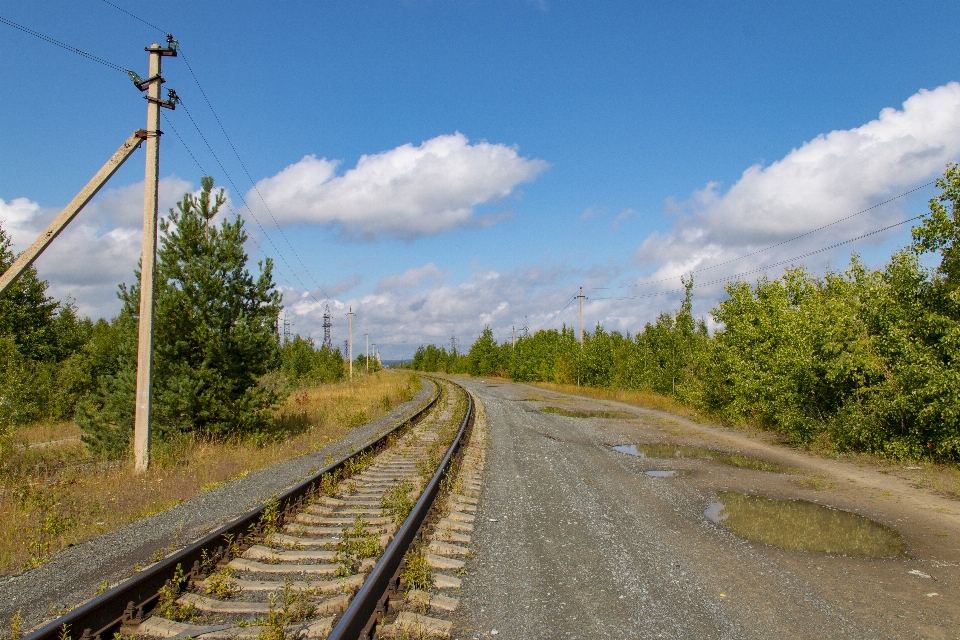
[23,377,479,640]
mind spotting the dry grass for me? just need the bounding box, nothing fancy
[14,422,82,446]
[531,381,960,501]
[530,382,702,422]
[0,371,421,575]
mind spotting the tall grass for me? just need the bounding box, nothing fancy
[0,371,421,575]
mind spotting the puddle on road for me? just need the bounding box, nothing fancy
[705,491,906,557]
[645,470,692,478]
[612,443,786,472]
[542,406,635,419]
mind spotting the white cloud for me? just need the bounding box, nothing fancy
[277,258,641,360]
[374,263,445,293]
[1,177,194,319]
[612,207,640,230]
[246,133,549,240]
[635,83,960,300]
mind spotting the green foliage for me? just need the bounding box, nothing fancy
[280,335,345,384]
[157,564,196,621]
[335,516,381,575]
[414,165,960,461]
[465,326,512,376]
[380,478,416,524]
[354,353,381,373]
[0,224,96,431]
[80,177,283,456]
[410,344,466,373]
[259,496,282,535]
[256,577,315,640]
[401,546,433,591]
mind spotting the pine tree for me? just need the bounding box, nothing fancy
[0,224,59,361]
[81,177,283,455]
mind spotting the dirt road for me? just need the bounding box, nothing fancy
[450,377,960,639]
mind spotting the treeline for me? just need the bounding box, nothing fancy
[412,165,960,461]
[0,177,371,457]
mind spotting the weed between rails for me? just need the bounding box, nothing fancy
[381,479,416,524]
[400,546,433,592]
[0,372,420,575]
[205,566,242,599]
[416,386,467,485]
[157,564,196,622]
[334,517,382,577]
[255,578,316,640]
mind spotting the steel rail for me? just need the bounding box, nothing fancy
[22,379,442,640]
[328,381,475,639]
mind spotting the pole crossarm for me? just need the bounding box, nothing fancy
[0,130,147,297]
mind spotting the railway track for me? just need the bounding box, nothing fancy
[23,377,480,640]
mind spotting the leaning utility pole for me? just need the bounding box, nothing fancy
[347,307,354,381]
[0,131,146,297]
[576,286,586,347]
[133,39,178,473]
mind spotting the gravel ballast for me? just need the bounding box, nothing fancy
[0,379,435,633]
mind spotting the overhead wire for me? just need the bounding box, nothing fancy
[591,213,925,301]
[99,0,166,33]
[97,0,335,305]
[175,48,333,302]
[0,14,132,74]
[591,180,936,296]
[172,99,325,303]
[162,112,301,293]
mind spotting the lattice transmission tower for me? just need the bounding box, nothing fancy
[322,304,332,349]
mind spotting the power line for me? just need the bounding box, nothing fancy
[162,112,299,291]
[175,49,333,302]
[0,14,131,74]
[100,0,166,33]
[97,0,336,304]
[592,181,936,295]
[591,213,925,301]
[172,99,327,307]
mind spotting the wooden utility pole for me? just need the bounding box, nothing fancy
[134,40,177,473]
[577,286,586,347]
[347,307,354,381]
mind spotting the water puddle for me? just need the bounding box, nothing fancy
[705,491,906,557]
[542,406,635,419]
[612,443,786,472]
[645,470,691,478]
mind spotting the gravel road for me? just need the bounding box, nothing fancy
[450,377,960,640]
[0,380,435,634]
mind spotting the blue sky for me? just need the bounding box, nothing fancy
[3,1,960,358]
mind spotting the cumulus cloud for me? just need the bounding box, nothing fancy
[276,258,644,361]
[246,133,549,240]
[374,263,445,293]
[636,83,960,297]
[1,177,195,319]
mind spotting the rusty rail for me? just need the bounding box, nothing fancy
[22,379,442,640]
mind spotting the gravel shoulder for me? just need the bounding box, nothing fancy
[1,379,435,633]
[449,377,960,640]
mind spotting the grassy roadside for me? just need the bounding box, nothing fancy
[0,371,421,575]
[530,382,702,422]
[528,380,960,501]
